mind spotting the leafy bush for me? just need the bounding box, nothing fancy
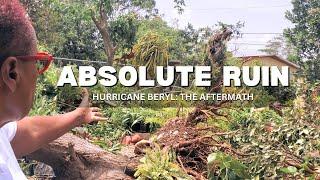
[134,144,191,180]
[251,108,283,124]
[226,106,320,178]
[222,88,320,179]
[121,112,158,133]
[228,108,283,130]
[105,107,187,127]
[264,84,297,104]
[84,122,124,152]
[230,120,319,178]
[29,79,57,116]
[133,31,169,78]
[207,152,249,179]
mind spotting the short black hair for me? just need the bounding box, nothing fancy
[0,0,32,66]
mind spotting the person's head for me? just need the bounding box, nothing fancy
[0,0,38,125]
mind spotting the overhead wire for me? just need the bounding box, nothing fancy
[186,4,291,11]
[54,57,109,64]
[241,33,283,35]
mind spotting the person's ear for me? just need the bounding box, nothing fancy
[1,57,20,92]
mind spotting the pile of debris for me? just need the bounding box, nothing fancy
[132,108,242,179]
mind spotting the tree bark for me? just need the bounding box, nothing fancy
[27,133,138,180]
[91,3,117,66]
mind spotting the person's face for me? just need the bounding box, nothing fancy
[0,23,38,121]
[17,53,38,118]
[16,24,39,119]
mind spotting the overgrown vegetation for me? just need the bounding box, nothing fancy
[30,62,320,179]
[134,144,190,180]
[21,0,320,179]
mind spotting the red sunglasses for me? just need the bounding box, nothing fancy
[16,52,53,74]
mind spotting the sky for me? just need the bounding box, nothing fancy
[154,0,294,56]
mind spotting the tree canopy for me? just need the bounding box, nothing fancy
[284,0,320,81]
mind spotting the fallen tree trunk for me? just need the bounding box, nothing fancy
[27,133,138,180]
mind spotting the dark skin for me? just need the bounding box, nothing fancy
[0,21,107,158]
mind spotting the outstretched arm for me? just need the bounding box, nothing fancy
[11,89,107,158]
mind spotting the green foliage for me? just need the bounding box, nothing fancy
[233,120,319,178]
[84,122,124,152]
[223,56,278,108]
[20,2,320,179]
[284,0,320,81]
[134,144,191,180]
[264,84,297,104]
[179,24,207,65]
[29,81,57,116]
[224,85,276,108]
[81,106,185,151]
[110,13,139,50]
[122,112,145,131]
[279,166,298,174]
[23,0,157,62]
[107,107,191,126]
[57,85,82,112]
[225,97,320,179]
[143,107,183,126]
[259,36,295,58]
[206,116,231,131]
[133,32,169,78]
[173,0,186,14]
[90,0,156,16]
[25,0,104,60]
[29,64,61,116]
[250,88,276,108]
[207,152,249,180]
[252,109,283,124]
[137,17,186,61]
[18,159,36,176]
[104,107,182,131]
[229,108,283,130]
[285,0,320,61]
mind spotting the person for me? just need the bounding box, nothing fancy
[0,1,107,179]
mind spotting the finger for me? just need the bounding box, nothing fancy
[81,88,89,98]
[93,112,103,117]
[90,107,101,112]
[79,88,90,108]
[92,116,109,122]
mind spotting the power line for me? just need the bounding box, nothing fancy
[241,33,283,35]
[229,41,274,43]
[229,43,268,46]
[182,4,291,11]
[53,57,108,64]
[53,57,128,66]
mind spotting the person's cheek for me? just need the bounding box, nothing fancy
[25,63,38,114]
[30,67,38,104]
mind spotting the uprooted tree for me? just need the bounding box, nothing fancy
[25,25,238,179]
[23,25,232,179]
[28,133,138,179]
[24,23,320,179]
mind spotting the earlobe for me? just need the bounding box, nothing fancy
[1,57,19,93]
